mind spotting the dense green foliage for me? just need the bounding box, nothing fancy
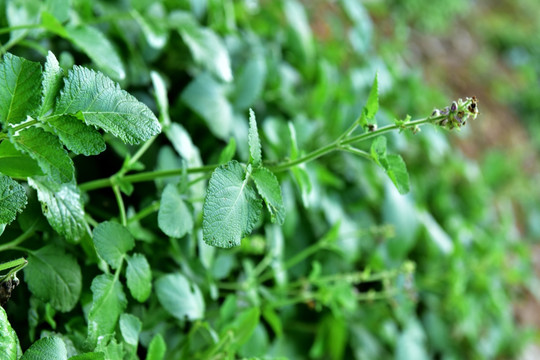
[0,0,538,359]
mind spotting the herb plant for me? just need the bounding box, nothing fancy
[0,1,533,359]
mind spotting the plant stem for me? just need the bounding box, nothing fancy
[113,186,127,226]
[0,219,39,252]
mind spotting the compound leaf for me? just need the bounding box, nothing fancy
[87,274,127,347]
[251,167,284,225]
[202,161,262,248]
[0,140,43,178]
[52,66,161,144]
[46,115,106,156]
[0,175,27,225]
[24,245,82,312]
[248,109,262,167]
[40,51,64,116]
[28,176,87,242]
[0,306,18,360]
[158,184,193,238]
[65,24,125,81]
[92,221,135,269]
[12,127,74,183]
[20,336,67,360]
[0,53,42,125]
[155,273,205,321]
[126,253,152,303]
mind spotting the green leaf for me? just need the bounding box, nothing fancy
[119,313,142,346]
[386,154,410,195]
[220,307,260,352]
[46,115,106,156]
[40,51,64,116]
[248,109,262,167]
[12,127,74,183]
[126,253,152,303]
[0,306,18,360]
[65,25,125,81]
[180,72,233,140]
[0,139,43,178]
[371,136,409,195]
[218,137,236,164]
[24,245,82,312]
[68,353,105,360]
[158,184,193,238]
[150,71,170,126]
[202,161,262,248]
[359,73,379,130]
[251,167,285,225]
[179,23,232,82]
[92,221,135,269]
[0,175,27,225]
[87,274,127,346]
[27,177,87,242]
[155,273,205,321]
[0,53,42,125]
[145,334,166,360]
[52,66,161,144]
[233,55,267,110]
[21,336,67,360]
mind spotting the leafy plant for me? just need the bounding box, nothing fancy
[0,1,533,359]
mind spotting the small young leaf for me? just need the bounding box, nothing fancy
[370,135,387,167]
[126,253,152,303]
[386,154,410,195]
[65,24,125,81]
[92,221,135,269]
[180,73,234,141]
[20,336,67,360]
[28,177,87,242]
[248,109,262,167]
[0,175,27,225]
[119,313,142,346]
[145,334,166,360]
[0,306,18,360]
[150,71,170,126]
[52,66,161,144]
[12,126,74,183]
[40,51,64,116]
[158,184,193,238]
[0,53,42,125]
[359,73,379,130]
[179,23,232,82]
[46,115,106,156]
[87,274,127,346]
[218,137,236,164]
[0,140,43,178]
[155,273,205,321]
[251,167,285,225]
[202,161,262,248]
[24,245,82,312]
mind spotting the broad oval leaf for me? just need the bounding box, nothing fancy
[92,221,135,269]
[0,53,42,125]
[0,174,27,225]
[155,273,205,321]
[119,313,142,346]
[46,115,106,156]
[233,55,267,111]
[202,161,262,248]
[87,274,127,347]
[28,177,87,242]
[68,353,105,360]
[12,127,74,183]
[20,336,67,360]
[126,253,152,303]
[146,333,166,360]
[24,245,82,312]
[158,184,193,238]
[251,167,285,225]
[65,24,125,81]
[0,306,18,360]
[0,140,43,178]
[52,66,161,144]
[248,109,262,167]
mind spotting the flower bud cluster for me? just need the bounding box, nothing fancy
[431,96,478,130]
